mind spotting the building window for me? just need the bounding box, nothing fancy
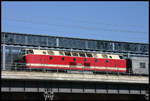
[140,62,146,68]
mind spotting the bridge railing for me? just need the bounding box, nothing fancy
[2,62,148,77]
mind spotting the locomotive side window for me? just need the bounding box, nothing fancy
[93,54,97,58]
[47,50,54,55]
[119,56,123,59]
[43,51,46,54]
[27,50,34,54]
[86,53,93,57]
[109,56,112,58]
[102,54,108,58]
[65,51,71,56]
[79,52,86,57]
[59,51,64,56]
[140,62,146,68]
[72,52,79,57]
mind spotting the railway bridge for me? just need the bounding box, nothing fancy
[1,32,149,100]
[1,70,149,100]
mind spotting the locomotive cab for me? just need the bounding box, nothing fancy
[11,49,31,70]
[18,49,34,63]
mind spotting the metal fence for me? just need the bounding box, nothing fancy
[3,62,148,77]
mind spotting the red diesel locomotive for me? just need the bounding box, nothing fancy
[19,49,126,73]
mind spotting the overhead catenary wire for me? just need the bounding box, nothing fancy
[3,17,148,43]
[5,17,148,34]
[21,15,146,28]
[51,16,147,28]
[3,18,148,44]
[4,24,148,44]
[4,21,148,40]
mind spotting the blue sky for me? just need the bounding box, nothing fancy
[2,1,149,43]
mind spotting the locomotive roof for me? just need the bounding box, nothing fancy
[24,48,123,59]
